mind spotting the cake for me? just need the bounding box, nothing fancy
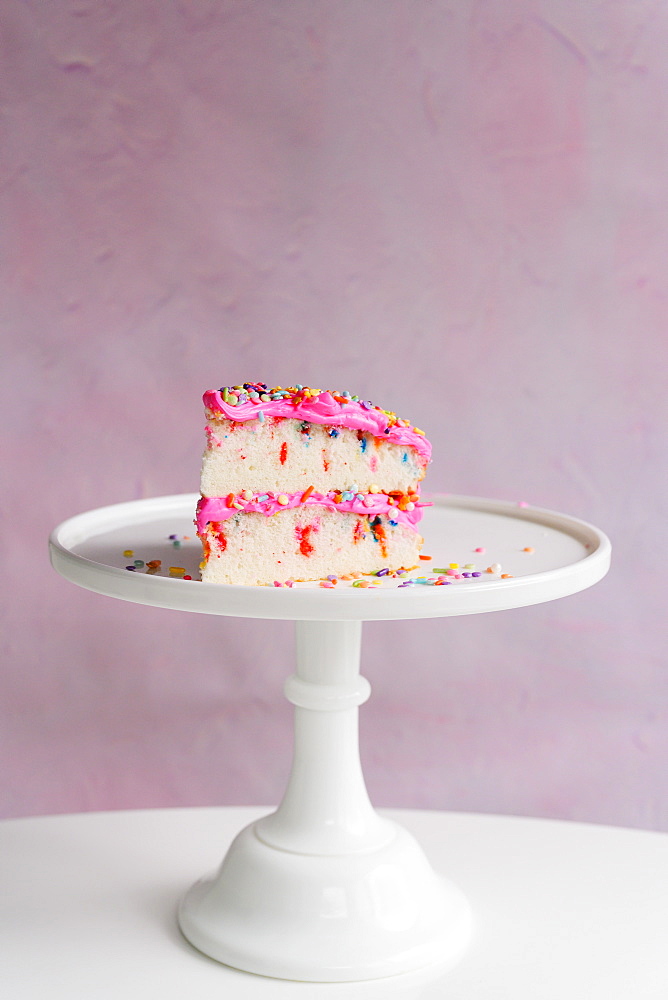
[195,383,432,585]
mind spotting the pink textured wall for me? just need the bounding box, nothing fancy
[2,1,666,829]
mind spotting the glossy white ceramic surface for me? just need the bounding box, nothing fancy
[47,494,612,981]
[49,493,611,620]
[179,620,472,981]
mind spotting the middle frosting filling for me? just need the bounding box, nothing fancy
[196,490,430,533]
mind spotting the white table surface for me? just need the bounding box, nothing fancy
[1,806,666,998]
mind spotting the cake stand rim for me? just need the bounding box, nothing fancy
[48,492,611,621]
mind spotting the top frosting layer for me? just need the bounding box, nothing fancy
[203,384,431,463]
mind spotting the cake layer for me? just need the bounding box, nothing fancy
[198,507,423,585]
[201,415,427,497]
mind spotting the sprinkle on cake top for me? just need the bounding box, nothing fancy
[203,384,431,462]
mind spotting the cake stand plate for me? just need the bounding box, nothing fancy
[49,493,610,620]
[49,494,611,983]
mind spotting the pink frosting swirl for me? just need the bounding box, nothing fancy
[196,491,430,534]
[203,389,431,463]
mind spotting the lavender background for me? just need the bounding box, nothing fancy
[1,1,666,829]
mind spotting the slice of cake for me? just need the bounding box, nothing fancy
[196,383,432,585]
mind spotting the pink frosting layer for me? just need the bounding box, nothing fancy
[196,491,430,534]
[203,389,431,463]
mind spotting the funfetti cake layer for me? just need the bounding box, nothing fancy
[197,492,427,586]
[201,385,430,497]
[197,383,432,586]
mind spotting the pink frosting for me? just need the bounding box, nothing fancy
[196,491,430,534]
[203,389,431,463]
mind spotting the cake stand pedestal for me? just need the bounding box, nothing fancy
[49,494,611,983]
[179,618,471,980]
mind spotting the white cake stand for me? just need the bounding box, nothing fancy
[49,494,610,983]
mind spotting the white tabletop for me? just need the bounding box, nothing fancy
[1,806,666,998]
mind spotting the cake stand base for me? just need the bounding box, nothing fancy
[178,816,472,982]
